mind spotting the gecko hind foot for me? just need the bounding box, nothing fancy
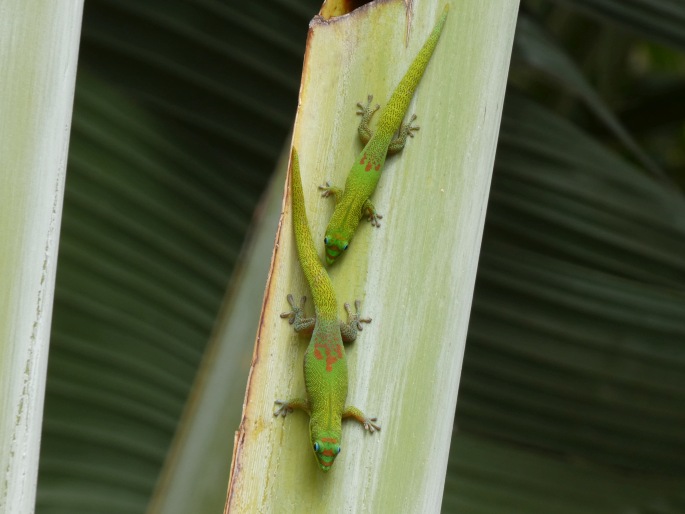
[344,299,372,331]
[280,294,306,324]
[356,95,380,116]
[357,95,380,144]
[388,114,420,154]
[401,114,420,139]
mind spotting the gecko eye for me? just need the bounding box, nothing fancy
[313,442,320,452]
[335,446,341,455]
[342,243,349,251]
[324,236,329,245]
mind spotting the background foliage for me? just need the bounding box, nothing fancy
[37,0,685,512]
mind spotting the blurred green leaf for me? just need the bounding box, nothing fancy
[459,94,685,477]
[513,16,669,183]
[443,433,685,514]
[551,0,685,50]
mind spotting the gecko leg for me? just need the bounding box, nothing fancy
[339,299,372,343]
[274,398,310,418]
[388,114,419,154]
[361,198,383,228]
[280,294,315,334]
[357,94,380,145]
[343,406,381,433]
[318,181,343,203]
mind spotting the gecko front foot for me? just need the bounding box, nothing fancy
[274,398,309,418]
[362,417,381,433]
[273,400,293,417]
[367,211,383,228]
[362,199,383,228]
[343,405,381,433]
[318,181,343,202]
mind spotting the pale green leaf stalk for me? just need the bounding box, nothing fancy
[227,1,518,511]
[226,0,517,511]
[0,2,83,512]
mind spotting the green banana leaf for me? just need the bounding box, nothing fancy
[551,0,685,50]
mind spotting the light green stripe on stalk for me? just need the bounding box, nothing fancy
[0,2,83,513]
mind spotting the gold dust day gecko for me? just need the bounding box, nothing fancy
[274,148,379,472]
[320,5,449,265]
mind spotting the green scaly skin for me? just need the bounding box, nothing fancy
[320,5,449,265]
[274,148,379,472]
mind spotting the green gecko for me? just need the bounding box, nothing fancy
[274,147,379,472]
[320,5,449,265]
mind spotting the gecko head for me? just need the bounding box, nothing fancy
[323,232,350,266]
[310,431,342,472]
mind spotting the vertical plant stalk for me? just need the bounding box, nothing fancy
[226,0,519,511]
[0,2,84,512]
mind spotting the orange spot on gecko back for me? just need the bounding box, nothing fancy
[314,342,344,372]
[360,154,374,172]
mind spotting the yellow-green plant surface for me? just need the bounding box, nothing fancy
[0,1,83,512]
[226,0,519,511]
[227,1,518,512]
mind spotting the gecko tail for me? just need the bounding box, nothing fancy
[375,5,449,137]
[289,148,338,320]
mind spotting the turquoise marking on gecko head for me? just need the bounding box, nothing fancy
[323,233,348,266]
